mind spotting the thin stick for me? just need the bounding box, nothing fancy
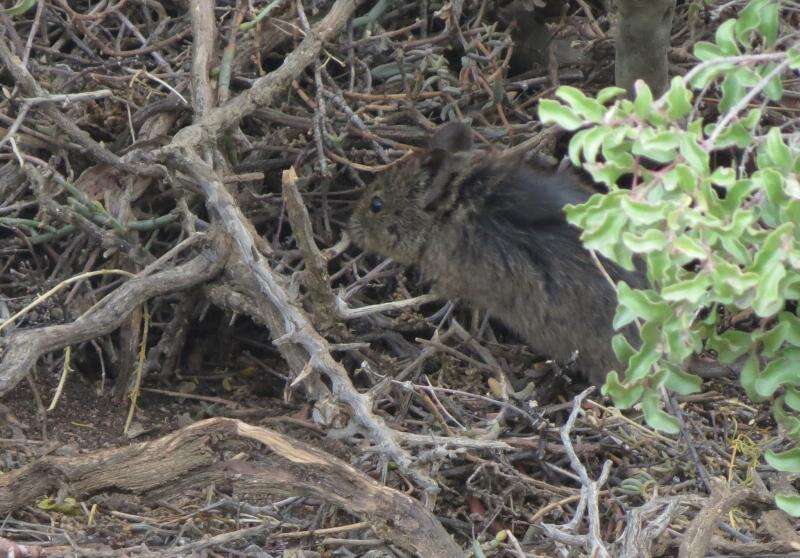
[124,306,150,434]
[47,346,72,411]
[20,89,113,105]
[0,269,135,335]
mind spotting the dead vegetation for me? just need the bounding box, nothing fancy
[0,0,799,556]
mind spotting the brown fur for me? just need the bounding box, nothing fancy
[349,122,646,385]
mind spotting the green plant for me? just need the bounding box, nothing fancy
[538,0,800,515]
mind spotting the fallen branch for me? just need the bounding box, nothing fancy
[678,477,772,558]
[0,417,461,558]
[0,245,226,396]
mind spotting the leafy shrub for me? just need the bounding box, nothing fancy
[538,0,800,514]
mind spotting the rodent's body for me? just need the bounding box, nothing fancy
[349,122,646,385]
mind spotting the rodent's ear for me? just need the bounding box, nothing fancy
[428,121,473,153]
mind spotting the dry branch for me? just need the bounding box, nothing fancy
[0,38,160,177]
[0,246,226,396]
[678,477,773,558]
[165,152,435,490]
[0,417,461,558]
[281,167,338,328]
[166,0,357,148]
[154,0,436,491]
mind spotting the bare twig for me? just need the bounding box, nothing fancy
[282,167,338,328]
[0,38,161,177]
[0,247,226,396]
[20,89,113,105]
[337,293,440,320]
[540,388,612,558]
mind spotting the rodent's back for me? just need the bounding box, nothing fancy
[349,122,645,385]
[415,155,644,384]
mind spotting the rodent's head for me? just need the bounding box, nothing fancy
[349,121,474,265]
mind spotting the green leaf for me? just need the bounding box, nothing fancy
[614,284,670,327]
[633,130,681,164]
[710,167,736,187]
[646,251,670,283]
[689,65,728,89]
[740,352,767,402]
[756,312,800,356]
[662,164,697,192]
[785,175,800,200]
[708,330,753,364]
[680,136,709,174]
[742,107,762,129]
[596,86,626,105]
[585,163,629,188]
[714,19,739,55]
[583,126,611,163]
[603,147,635,172]
[612,334,636,365]
[633,80,654,120]
[563,192,607,227]
[773,396,800,439]
[751,222,792,273]
[754,351,800,398]
[0,0,36,16]
[712,122,754,149]
[620,198,666,225]
[568,128,591,166]
[758,1,780,46]
[711,258,759,295]
[790,47,800,70]
[601,126,630,150]
[602,371,644,409]
[763,127,794,172]
[693,41,725,62]
[722,238,751,266]
[775,493,800,518]
[765,447,800,473]
[556,86,606,122]
[623,229,668,253]
[672,236,707,259]
[752,261,786,317]
[472,538,487,558]
[720,179,754,212]
[755,168,787,206]
[663,365,703,395]
[735,0,762,45]
[665,77,692,120]
[787,386,800,412]
[661,274,711,304]
[641,391,680,434]
[579,207,631,261]
[762,63,784,101]
[719,71,745,113]
[538,99,583,131]
[625,323,662,382]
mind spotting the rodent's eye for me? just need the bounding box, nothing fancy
[370,196,384,213]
